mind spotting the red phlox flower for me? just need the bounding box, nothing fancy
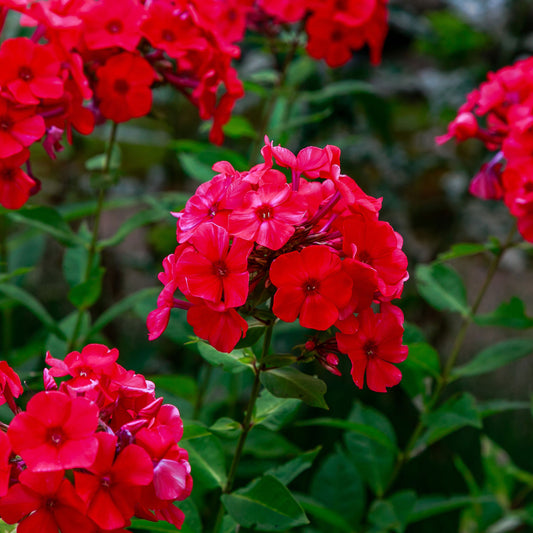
[0,359,23,407]
[270,245,353,330]
[187,300,248,352]
[136,423,192,501]
[0,98,45,158]
[229,182,307,250]
[0,38,64,105]
[80,0,145,52]
[176,173,235,242]
[0,469,96,533]
[75,433,153,530]
[337,258,379,320]
[342,213,408,301]
[468,154,504,200]
[258,0,308,23]
[0,432,12,497]
[8,390,99,472]
[336,303,407,392]
[176,222,252,308]
[435,111,479,145]
[141,1,207,57]
[95,52,154,123]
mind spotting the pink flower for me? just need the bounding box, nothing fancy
[229,183,307,250]
[176,223,252,308]
[336,303,408,392]
[270,245,353,330]
[8,390,99,472]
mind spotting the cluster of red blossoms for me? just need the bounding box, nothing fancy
[0,0,245,209]
[221,0,388,68]
[0,345,192,532]
[148,139,408,393]
[438,57,533,242]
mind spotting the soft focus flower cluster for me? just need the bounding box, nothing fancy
[0,345,192,532]
[438,56,533,242]
[0,0,244,209]
[148,139,408,393]
[0,0,389,211]
[224,0,388,68]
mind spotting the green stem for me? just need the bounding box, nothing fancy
[385,224,517,494]
[248,28,302,164]
[213,322,274,532]
[0,213,11,354]
[193,364,213,419]
[66,122,118,352]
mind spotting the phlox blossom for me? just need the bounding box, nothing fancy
[270,245,353,330]
[8,390,99,472]
[336,303,408,392]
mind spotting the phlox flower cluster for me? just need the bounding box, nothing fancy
[0,345,192,533]
[438,57,533,242]
[215,0,388,68]
[148,139,409,393]
[0,0,244,209]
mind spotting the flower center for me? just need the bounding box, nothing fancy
[161,29,176,42]
[106,19,123,34]
[363,340,378,358]
[256,205,273,221]
[1,168,15,182]
[48,428,64,446]
[0,115,13,132]
[213,260,228,278]
[331,28,344,42]
[101,476,111,488]
[46,498,56,509]
[357,250,372,265]
[18,66,33,82]
[113,79,130,94]
[304,278,320,294]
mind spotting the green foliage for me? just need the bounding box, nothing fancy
[415,263,470,317]
[475,297,533,329]
[260,367,328,409]
[221,475,309,530]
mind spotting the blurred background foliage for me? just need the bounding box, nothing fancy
[4,0,533,531]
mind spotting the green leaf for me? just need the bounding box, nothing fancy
[343,403,398,497]
[295,494,353,533]
[245,427,300,459]
[209,417,241,440]
[297,418,398,453]
[68,267,105,309]
[299,80,374,103]
[149,375,198,403]
[311,450,366,526]
[129,518,182,531]
[176,499,202,533]
[88,287,160,337]
[267,446,321,485]
[404,342,441,379]
[0,283,64,338]
[416,263,470,317]
[45,310,90,355]
[417,393,482,450]
[85,144,121,171]
[254,389,301,431]
[0,266,32,283]
[97,208,164,249]
[8,206,80,246]
[178,152,215,182]
[437,243,488,262]
[451,339,533,380]
[477,399,530,418]
[474,297,533,329]
[260,367,328,409]
[223,115,257,139]
[368,491,417,533]
[63,245,90,288]
[409,495,495,523]
[197,342,254,373]
[181,424,227,489]
[222,475,309,530]
[234,324,266,349]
